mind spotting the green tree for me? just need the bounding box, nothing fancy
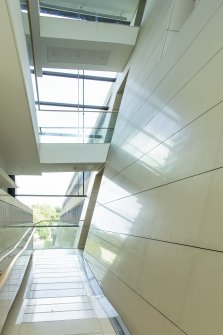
[32,204,61,244]
[32,204,61,224]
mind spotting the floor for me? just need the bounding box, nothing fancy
[1,249,116,335]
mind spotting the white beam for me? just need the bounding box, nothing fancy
[39,143,110,164]
[40,16,139,45]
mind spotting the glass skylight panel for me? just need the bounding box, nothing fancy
[35,67,116,142]
[83,80,113,106]
[37,110,102,129]
[19,1,118,145]
[37,104,77,111]
[37,75,82,105]
[37,110,79,128]
[36,69,115,109]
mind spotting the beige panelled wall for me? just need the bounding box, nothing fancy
[0,190,33,333]
[0,190,32,256]
[84,0,223,334]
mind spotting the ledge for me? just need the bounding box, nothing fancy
[0,167,16,188]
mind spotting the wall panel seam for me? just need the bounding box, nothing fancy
[99,163,223,206]
[89,228,223,254]
[105,57,223,185]
[84,254,188,335]
[121,1,223,120]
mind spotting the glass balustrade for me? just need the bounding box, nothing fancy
[0,225,33,276]
[38,110,117,143]
[33,220,80,249]
[0,221,82,262]
[21,0,140,25]
[38,0,140,25]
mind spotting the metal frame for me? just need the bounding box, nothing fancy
[31,69,116,82]
[39,132,103,139]
[16,194,87,197]
[36,101,109,110]
[37,110,117,113]
[38,2,130,25]
[39,126,114,130]
[2,225,79,228]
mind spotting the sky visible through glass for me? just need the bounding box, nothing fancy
[36,68,116,143]
[16,172,74,208]
[16,69,116,210]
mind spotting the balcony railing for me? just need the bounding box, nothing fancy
[38,110,118,143]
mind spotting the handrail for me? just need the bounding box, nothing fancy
[0,228,33,264]
[0,220,80,289]
[3,224,80,228]
[33,220,80,228]
[0,229,35,290]
[33,219,83,226]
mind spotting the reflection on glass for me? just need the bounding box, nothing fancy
[100,247,116,265]
[39,128,114,143]
[34,226,79,249]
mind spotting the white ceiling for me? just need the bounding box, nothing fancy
[0,0,140,178]
[26,7,139,74]
[0,0,108,176]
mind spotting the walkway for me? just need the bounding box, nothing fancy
[1,249,116,335]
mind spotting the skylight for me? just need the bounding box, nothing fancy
[37,69,115,107]
[20,1,119,144]
[34,68,117,143]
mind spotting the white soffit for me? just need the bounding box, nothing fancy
[0,189,32,213]
[39,143,110,164]
[37,16,139,71]
[40,16,139,44]
[0,167,17,188]
[0,0,40,175]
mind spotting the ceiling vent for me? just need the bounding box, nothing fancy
[47,46,110,65]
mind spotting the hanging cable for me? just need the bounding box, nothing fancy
[77,68,80,143]
[83,69,85,143]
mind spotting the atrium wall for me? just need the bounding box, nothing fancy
[84,0,223,334]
